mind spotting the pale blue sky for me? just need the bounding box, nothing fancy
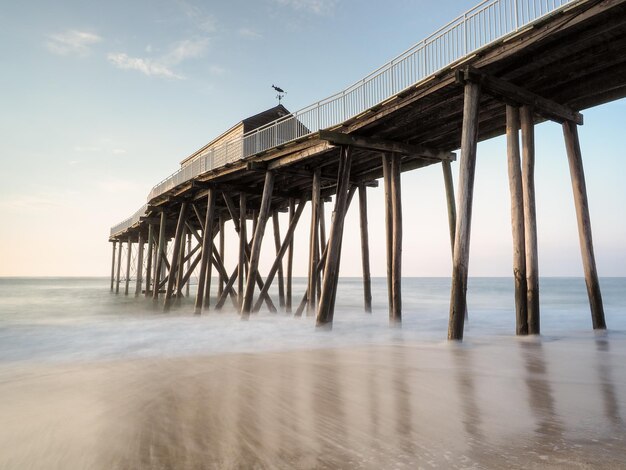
[0,0,624,277]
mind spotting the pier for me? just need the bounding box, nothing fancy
[109,0,626,340]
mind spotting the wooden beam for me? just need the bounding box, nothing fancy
[448,81,481,341]
[252,200,307,313]
[238,193,247,308]
[506,105,529,335]
[134,231,144,297]
[124,237,132,296]
[316,146,353,328]
[457,67,583,125]
[390,153,402,324]
[286,198,295,313]
[272,210,286,308]
[562,120,606,330]
[144,225,154,297]
[241,171,275,316]
[382,154,393,317]
[521,106,540,335]
[358,184,372,313]
[110,241,116,292]
[153,212,167,301]
[195,191,215,314]
[308,169,321,313]
[218,213,225,297]
[318,129,455,162]
[164,203,188,311]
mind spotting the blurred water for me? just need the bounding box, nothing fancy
[1,277,625,469]
[0,277,625,363]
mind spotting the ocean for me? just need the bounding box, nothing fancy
[0,277,625,468]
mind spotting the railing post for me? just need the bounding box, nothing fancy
[514,0,519,30]
[463,13,468,55]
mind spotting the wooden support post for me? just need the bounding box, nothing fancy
[218,213,225,297]
[204,234,214,309]
[506,105,529,335]
[520,106,540,335]
[124,236,132,296]
[253,200,306,312]
[110,241,117,291]
[358,184,372,313]
[220,192,277,312]
[241,171,275,316]
[272,211,286,307]
[135,231,144,297]
[316,146,352,328]
[195,191,215,314]
[175,225,187,298]
[286,198,295,313]
[442,161,457,256]
[382,153,393,316]
[115,239,122,294]
[390,154,402,324]
[185,233,191,297]
[164,203,188,311]
[153,212,167,301]
[145,225,154,297]
[448,81,481,341]
[238,193,247,308]
[308,169,321,313]
[562,120,606,330]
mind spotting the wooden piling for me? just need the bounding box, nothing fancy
[308,169,321,313]
[442,161,457,256]
[164,203,188,310]
[175,225,187,298]
[115,239,123,294]
[241,171,275,316]
[448,81,481,341]
[218,213,225,297]
[195,191,215,314]
[153,212,167,301]
[286,198,295,313]
[252,200,306,312]
[506,105,529,335]
[185,233,191,297]
[238,193,247,308]
[316,146,352,328]
[390,154,402,324]
[272,211,285,307]
[520,105,540,335]
[110,241,117,292]
[145,225,154,297]
[382,153,393,315]
[562,120,606,330]
[358,184,372,313]
[124,236,132,296]
[135,231,144,297]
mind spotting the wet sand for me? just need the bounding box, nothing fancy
[1,334,625,469]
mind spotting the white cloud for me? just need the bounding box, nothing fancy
[107,52,183,79]
[74,145,102,153]
[238,27,262,39]
[209,65,226,76]
[107,38,209,79]
[273,0,336,15]
[112,148,127,155]
[45,30,102,57]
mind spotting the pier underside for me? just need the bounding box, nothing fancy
[110,0,626,339]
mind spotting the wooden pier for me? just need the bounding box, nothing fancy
[109,0,626,340]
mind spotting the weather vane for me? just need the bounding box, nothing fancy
[272,84,286,103]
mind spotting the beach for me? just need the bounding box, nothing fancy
[1,336,625,469]
[0,277,625,469]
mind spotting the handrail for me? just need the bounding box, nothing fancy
[110,0,578,238]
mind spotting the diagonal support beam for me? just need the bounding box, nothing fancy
[456,66,583,125]
[318,129,455,162]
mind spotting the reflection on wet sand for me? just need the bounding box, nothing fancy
[1,337,626,469]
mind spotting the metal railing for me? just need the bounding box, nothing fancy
[111,0,578,238]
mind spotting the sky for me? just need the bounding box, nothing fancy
[0,0,624,278]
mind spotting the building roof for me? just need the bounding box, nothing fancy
[180,104,291,166]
